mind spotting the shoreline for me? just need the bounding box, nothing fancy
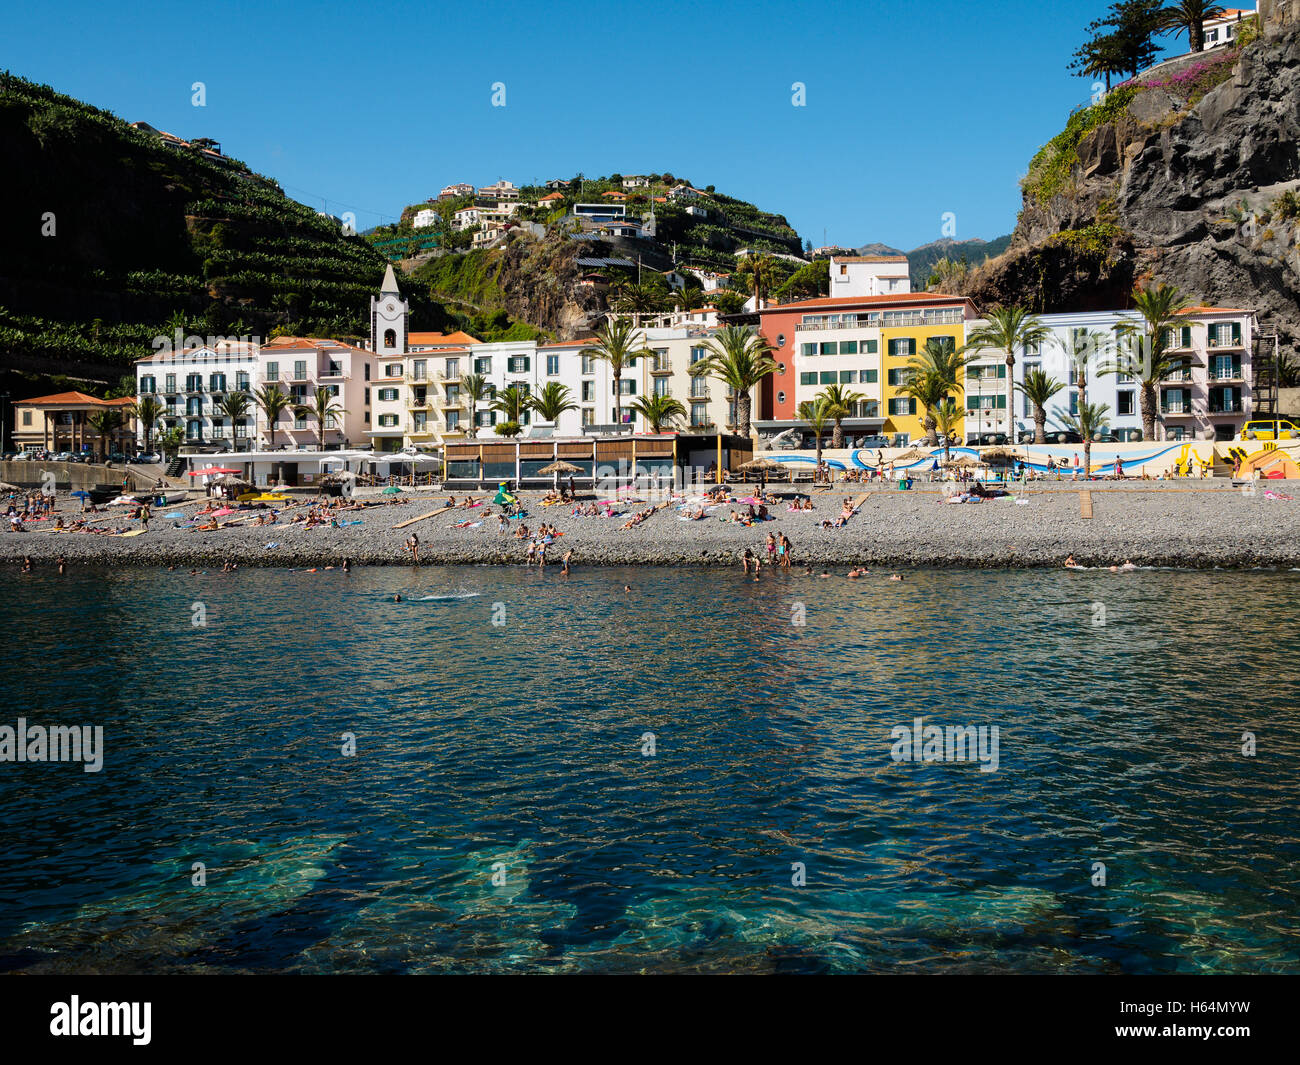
[4,481,1300,571]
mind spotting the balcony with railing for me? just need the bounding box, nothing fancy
[1209,365,1245,382]
[406,420,435,439]
[438,369,463,385]
[1160,402,1195,416]
[1208,333,1244,349]
[649,360,673,375]
[1160,372,1194,384]
[439,396,466,411]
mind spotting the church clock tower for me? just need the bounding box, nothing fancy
[370,264,408,355]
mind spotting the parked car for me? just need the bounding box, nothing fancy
[856,435,890,448]
[1239,419,1299,441]
[1042,431,1083,444]
[966,432,1009,446]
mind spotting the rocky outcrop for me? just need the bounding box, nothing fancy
[953,17,1300,357]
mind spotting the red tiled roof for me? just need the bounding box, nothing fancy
[759,292,973,313]
[408,330,483,345]
[16,391,135,407]
[1177,305,1250,315]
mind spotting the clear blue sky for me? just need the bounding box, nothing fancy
[3,0,1181,250]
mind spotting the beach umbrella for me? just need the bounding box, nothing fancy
[943,455,985,469]
[538,460,582,492]
[383,485,404,495]
[891,448,930,464]
[188,466,240,477]
[980,447,1021,464]
[70,490,91,499]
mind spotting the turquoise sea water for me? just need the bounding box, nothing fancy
[0,564,1298,974]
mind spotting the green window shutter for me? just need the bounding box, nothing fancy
[887,339,897,356]
[1182,326,1192,348]
[996,395,1007,409]
[1231,322,1241,345]
[996,365,1007,379]
[800,373,816,385]
[865,340,878,354]
[839,340,857,354]
[862,369,878,383]
[524,356,531,371]
[909,399,917,415]
[967,396,979,411]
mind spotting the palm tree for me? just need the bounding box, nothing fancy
[1058,328,1113,416]
[897,371,949,446]
[1116,282,1194,439]
[934,398,962,463]
[1156,1,1225,53]
[674,285,704,311]
[490,383,529,430]
[1017,369,1066,443]
[965,306,1051,443]
[797,397,835,468]
[582,318,650,427]
[127,395,165,452]
[217,392,250,446]
[86,409,123,462]
[255,383,291,448]
[736,253,780,310]
[1060,400,1112,481]
[295,386,349,449]
[693,324,780,438]
[529,382,578,425]
[816,382,868,449]
[461,373,492,438]
[629,393,687,433]
[613,283,668,324]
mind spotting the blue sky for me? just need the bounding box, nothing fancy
[4,0,1183,250]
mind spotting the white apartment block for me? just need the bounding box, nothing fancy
[412,208,438,228]
[828,255,911,298]
[477,180,518,200]
[136,340,262,448]
[962,307,1257,442]
[438,183,475,200]
[635,326,735,432]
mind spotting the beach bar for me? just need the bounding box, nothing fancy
[441,432,753,489]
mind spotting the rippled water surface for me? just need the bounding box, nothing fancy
[1,564,1298,973]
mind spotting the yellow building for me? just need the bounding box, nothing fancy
[879,306,974,442]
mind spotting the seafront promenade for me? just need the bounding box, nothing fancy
[3,481,1298,570]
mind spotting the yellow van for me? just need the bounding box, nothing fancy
[1239,419,1300,441]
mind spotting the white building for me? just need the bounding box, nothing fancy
[828,255,911,298]
[1203,7,1255,48]
[412,208,438,228]
[622,175,650,188]
[451,206,483,231]
[136,340,263,448]
[477,180,519,201]
[438,182,475,200]
[962,306,1257,443]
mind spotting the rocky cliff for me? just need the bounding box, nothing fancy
[950,5,1300,357]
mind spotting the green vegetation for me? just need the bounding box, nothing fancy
[1022,86,1138,205]
[0,70,449,383]
[1067,1,1163,87]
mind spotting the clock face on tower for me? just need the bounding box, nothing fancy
[386,302,395,313]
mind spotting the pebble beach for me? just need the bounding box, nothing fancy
[3,480,1299,570]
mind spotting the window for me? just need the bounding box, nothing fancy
[819,371,836,385]
[839,341,858,355]
[690,346,707,364]
[887,368,906,386]
[364,364,371,381]
[776,391,786,406]
[582,381,595,402]
[411,360,427,380]
[475,357,492,376]
[582,408,595,426]
[690,378,709,398]
[546,355,560,376]
[800,343,816,357]
[186,374,203,391]
[864,340,878,354]
[295,413,308,429]
[617,379,636,395]
[445,359,460,379]
[820,342,836,355]
[211,374,227,392]
[861,369,878,384]
[840,370,856,383]
[654,377,670,397]
[776,334,785,347]
[475,410,496,427]
[965,395,1006,411]
[508,355,530,374]
[294,360,308,381]
[385,363,402,377]
[446,411,460,430]
[236,372,249,391]
[22,411,32,426]
[1117,390,1135,416]
[690,402,709,426]
[165,374,177,393]
[888,398,918,416]
[581,355,595,374]
[140,376,155,393]
[378,387,399,402]
[887,338,915,357]
[800,372,817,386]
[378,414,399,427]
[364,388,371,404]
[186,397,202,416]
